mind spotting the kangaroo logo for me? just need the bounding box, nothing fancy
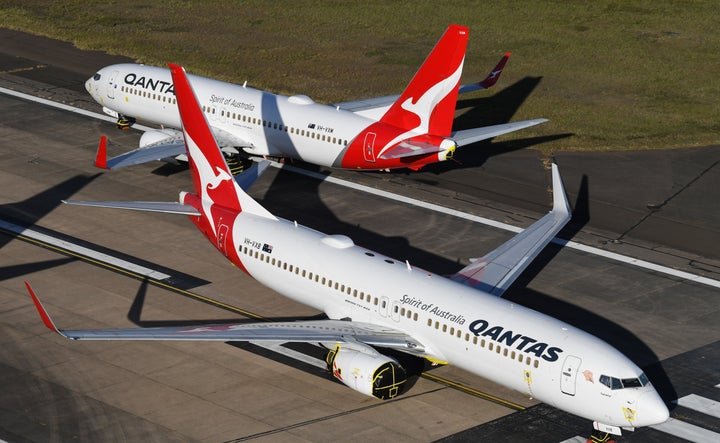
[377,57,464,158]
[186,133,238,236]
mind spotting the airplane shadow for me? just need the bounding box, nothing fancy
[419,76,573,174]
[126,278,325,328]
[0,174,99,280]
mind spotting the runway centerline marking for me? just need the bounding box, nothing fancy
[2,86,718,290]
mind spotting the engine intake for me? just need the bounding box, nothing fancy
[326,345,407,400]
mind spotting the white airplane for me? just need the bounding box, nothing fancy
[26,62,668,440]
[85,24,547,172]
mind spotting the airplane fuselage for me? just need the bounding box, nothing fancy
[86,64,453,170]
[187,200,667,431]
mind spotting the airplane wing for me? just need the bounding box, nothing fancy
[335,52,511,117]
[24,282,426,356]
[451,118,548,147]
[450,163,571,297]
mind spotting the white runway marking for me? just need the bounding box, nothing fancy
[0,219,171,280]
[677,394,720,419]
[2,86,719,290]
[650,417,720,443]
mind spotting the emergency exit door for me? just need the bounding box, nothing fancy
[560,355,582,396]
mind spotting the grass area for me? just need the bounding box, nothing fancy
[2,0,719,152]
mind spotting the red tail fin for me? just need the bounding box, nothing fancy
[379,25,469,136]
[168,64,274,219]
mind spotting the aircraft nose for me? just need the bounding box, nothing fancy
[637,390,669,426]
[85,78,92,95]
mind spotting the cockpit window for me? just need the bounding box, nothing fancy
[622,377,643,388]
[599,372,650,390]
[93,73,101,81]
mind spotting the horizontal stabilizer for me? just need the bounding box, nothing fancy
[450,163,570,297]
[95,137,186,170]
[63,200,200,216]
[23,282,425,355]
[451,118,548,147]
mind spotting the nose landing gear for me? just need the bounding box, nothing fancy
[587,431,615,443]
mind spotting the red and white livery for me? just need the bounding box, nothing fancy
[85,25,546,171]
[27,62,668,439]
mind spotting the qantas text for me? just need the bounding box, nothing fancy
[469,319,563,362]
[124,73,175,95]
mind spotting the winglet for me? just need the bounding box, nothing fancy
[24,282,66,337]
[479,52,510,89]
[551,163,571,216]
[94,135,109,170]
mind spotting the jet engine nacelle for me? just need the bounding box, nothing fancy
[325,344,407,400]
[139,128,183,149]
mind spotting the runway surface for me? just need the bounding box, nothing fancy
[0,29,719,442]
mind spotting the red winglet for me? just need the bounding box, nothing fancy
[94,135,109,169]
[24,282,62,335]
[479,52,510,89]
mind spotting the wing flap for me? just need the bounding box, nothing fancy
[450,163,571,296]
[451,119,548,147]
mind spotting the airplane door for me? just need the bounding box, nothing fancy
[560,355,582,396]
[389,300,400,322]
[363,132,376,162]
[107,70,119,99]
[217,223,230,255]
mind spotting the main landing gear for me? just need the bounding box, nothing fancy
[224,152,255,175]
[116,114,136,130]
